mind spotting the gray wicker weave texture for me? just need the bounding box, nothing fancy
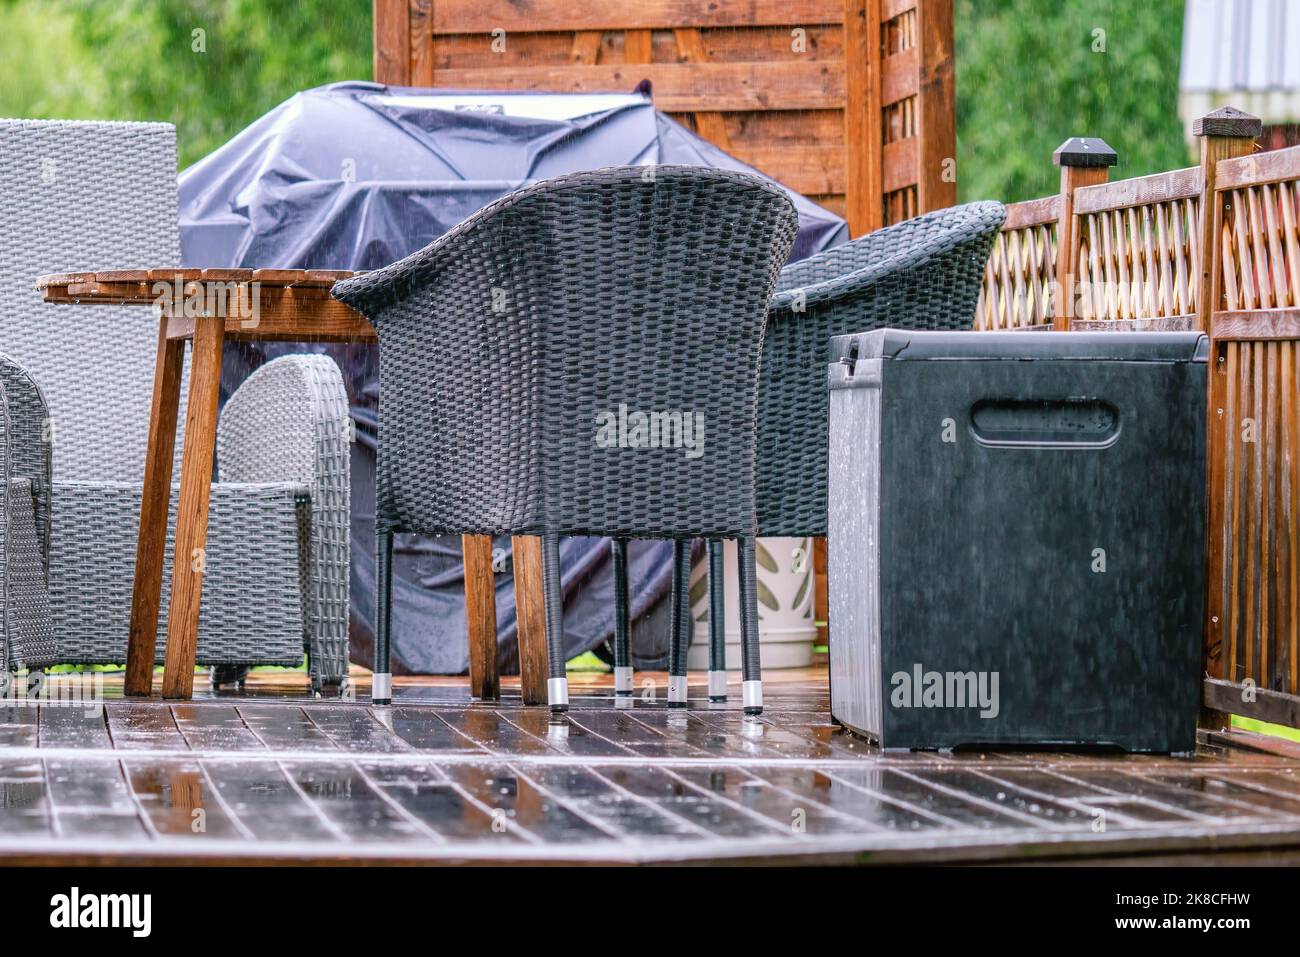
[0,120,352,678]
[218,355,352,684]
[0,119,182,481]
[0,356,55,670]
[7,478,58,667]
[0,358,52,569]
[48,480,307,666]
[755,201,1006,537]
[334,166,800,540]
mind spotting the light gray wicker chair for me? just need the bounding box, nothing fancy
[0,119,351,689]
[0,355,58,693]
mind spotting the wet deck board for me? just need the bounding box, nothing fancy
[1,671,1299,864]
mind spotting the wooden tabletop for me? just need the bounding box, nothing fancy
[36,267,356,304]
[36,267,375,344]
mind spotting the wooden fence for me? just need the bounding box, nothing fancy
[371,0,956,237]
[373,1,960,655]
[979,108,1300,733]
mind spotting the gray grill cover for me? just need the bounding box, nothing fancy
[180,82,848,674]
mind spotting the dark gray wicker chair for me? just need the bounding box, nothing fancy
[705,202,1005,658]
[755,201,1005,536]
[333,166,798,713]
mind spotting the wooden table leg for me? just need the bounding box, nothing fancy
[463,534,499,700]
[512,535,547,705]
[161,315,225,699]
[125,319,186,697]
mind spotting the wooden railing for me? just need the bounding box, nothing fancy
[974,196,1058,330]
[1204,143,1300,730]
[978,108,1300,733]
[1070,167,1202,328]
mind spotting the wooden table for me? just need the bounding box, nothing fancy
[36,268,545,701]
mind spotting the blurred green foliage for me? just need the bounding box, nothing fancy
[0,0,370,168]
[2,0,1191,201]
[956,0,1191,202]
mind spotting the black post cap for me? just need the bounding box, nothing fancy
[1052,137,1118,168]
[1192,106,1262,138]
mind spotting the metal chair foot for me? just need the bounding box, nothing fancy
[371,671,392,707]
[548,675,569,713]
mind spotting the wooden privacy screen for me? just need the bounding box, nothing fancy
[372,0,957,236]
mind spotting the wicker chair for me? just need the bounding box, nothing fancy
[333,166,798,713]
[702,201,1005,657]
[0,356,59,691]
[0,119,351,689]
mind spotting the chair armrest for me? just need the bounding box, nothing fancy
[769,201,1006,316]
[0,353,51,570]
[217,354,351,683]
[775,225,904,293]
[218,354,350,489]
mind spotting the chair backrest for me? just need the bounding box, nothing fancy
[0,120,181,481]
[335,166,800,539]
[756,201,1005,537]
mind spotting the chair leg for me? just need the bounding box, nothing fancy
[736,536,763,715]
[373,528,394,706]
[511,536,548,706]
[463,534,500,701]
[611,538,632,696]
[667,538,691,707]
[541,533,568,713]
[707,539,727,702]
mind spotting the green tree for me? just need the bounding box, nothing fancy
[0,0,370,168]
[956,0,1190,203]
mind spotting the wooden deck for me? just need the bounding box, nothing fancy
[3,667,1300,865]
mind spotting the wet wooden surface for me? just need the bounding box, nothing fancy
[3,668,1300,864]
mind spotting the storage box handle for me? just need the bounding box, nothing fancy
[970,397,1120,448]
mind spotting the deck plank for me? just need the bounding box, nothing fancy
[283,762,427,841]
[171,704,266,751]
[0,759,49,835]
[38,702,111,748]
[106,701,188,751]
[236,705,339,751]
[201,760,340,841]
[0,704,39,748]
[445,763,618,843]
[123,759,249,838]
[43,757,147,838]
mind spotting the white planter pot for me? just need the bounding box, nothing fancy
[687,537,816,670]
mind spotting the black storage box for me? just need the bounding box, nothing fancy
[827,329,1208,752]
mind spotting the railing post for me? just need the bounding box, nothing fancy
[1194,107,1259,734]
[1193,107,1261,334]
[1051,137,1116,331]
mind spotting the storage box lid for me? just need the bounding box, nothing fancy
[829,329,1209,364]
